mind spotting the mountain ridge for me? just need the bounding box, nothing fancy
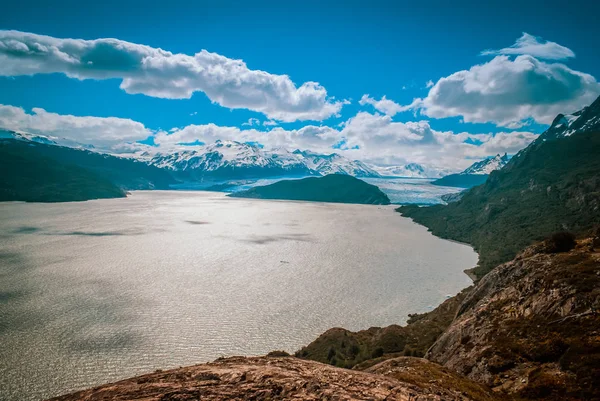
[400,95,600,277]
[432,153,510,188]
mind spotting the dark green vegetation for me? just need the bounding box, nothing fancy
[295,288,470,369]
[432,173,488,188]
[399,128,600,278]
[229,174,391,205]
[0,139,176,202]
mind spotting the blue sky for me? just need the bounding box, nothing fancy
[1,0,599,170]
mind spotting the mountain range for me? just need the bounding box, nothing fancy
[432,153,510,188]
[145,140,381,179]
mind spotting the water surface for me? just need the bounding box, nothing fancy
[0,191,476,400]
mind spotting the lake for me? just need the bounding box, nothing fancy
[0,191,477,400]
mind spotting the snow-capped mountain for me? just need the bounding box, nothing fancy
[291,150,379,177]
[371,163,449,178]
[432,154,509,188]
[0,129,96,150]
[462,153,510,175]
[147,140,380,179]
[536,96,600,141]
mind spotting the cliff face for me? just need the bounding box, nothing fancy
[428,238,600,400]
[49,356,498,401]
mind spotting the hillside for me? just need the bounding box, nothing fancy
[0,140,125,202]
[432,154,509,189]
[400,97,600,278]
[229,174,391,205]
[428,236,600,400]
[0,138,176,202]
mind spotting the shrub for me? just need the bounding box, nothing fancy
[371,347,384,358]
[327,347,336,361]
[545,232,576,253]
[266,350,290,357]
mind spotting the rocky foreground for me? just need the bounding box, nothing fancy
[49,356,498,401]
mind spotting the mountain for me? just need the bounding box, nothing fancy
[432,154,509,188]
[427,236,600,400]
[0,139,125,202]
[0,138,176,202]
[399,95,600,278]
[372,163,449,178]
[147,140,380,180]
[291,149,379,177]
[462,153,509,175]
[0,129,96,150]
[229,174,391,205]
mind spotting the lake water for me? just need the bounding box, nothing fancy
[0,191,477,400]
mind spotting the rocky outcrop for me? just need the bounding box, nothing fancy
[427,238,600,400]
[49,356,499,401]
[296,288,471,368]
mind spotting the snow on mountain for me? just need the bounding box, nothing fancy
[539,96,600,141]
[371,163,449,178]
[148,140,380,178]
[462,153,510,175]
[0,129,95,149]
[291,150,379,177]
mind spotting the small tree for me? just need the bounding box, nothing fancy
[545,232,576,253]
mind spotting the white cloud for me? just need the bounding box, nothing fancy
[263,120,278,126]
[0,103,538,172]
[358,94,415,116]
[0,30,345,122]
[0,104,151,148]
[242,118,260,126]
[481,33,575,60]
[416,55,600,127]
[426,80,434,88]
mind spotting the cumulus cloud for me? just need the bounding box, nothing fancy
[0,104,151,147]
[481,33,575,60]
[417,55,600,127]
[426,80,434,88]
[0,30,344,122]
[0,103,538,171]
[358,94,416,116]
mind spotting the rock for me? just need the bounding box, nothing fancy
[427,239,600,400]
[48,356,499,401]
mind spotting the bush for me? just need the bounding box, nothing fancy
[371,347,384,358]
[327,347,336,361]
[266,350,290,357]
[545,232,576,253]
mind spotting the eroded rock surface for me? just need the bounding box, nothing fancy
[49,356,498,401]
[428,239,600,400]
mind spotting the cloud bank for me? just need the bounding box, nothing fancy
[0,30,344,122]
[0,104,537,171]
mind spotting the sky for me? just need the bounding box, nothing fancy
[1,0,599,171]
